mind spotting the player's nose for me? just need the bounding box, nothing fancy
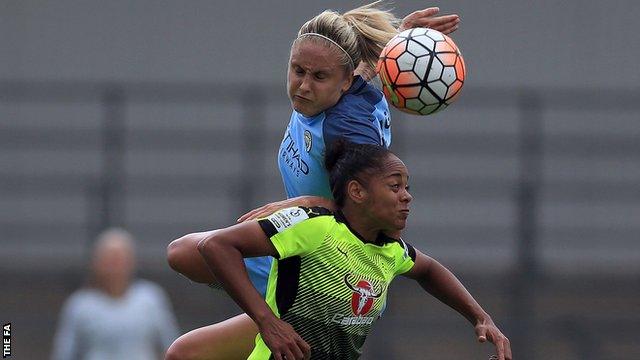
[298,74,313,92]
[401,189,412,203]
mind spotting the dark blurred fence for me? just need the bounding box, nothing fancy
[1,81,639,359]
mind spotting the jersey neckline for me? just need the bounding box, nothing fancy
[334,210,399,246]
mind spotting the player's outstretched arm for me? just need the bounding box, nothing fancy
[403,250,512,360]
[198,222,311,360]
[399,7,460,34]
[237,196,335,222]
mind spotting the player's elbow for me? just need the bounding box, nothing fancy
[167,232,211,273]
[166,235,190,273]
[167,231,220,284]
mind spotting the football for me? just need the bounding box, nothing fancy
[376,28,466,115]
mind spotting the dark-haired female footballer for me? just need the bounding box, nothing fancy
[166,3,461,359]
[197,140,512,360]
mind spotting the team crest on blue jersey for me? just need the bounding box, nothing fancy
[304,130,312,152]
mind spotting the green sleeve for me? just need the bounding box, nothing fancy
[394,239,417,276]
[258,207,331,259]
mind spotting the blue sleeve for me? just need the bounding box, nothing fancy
[323,97,383,147]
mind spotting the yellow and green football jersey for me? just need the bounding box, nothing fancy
[249,206,416,359]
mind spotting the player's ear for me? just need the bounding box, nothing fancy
[341,69,354,93]
[341,78,352,93]
[347,179,368,204]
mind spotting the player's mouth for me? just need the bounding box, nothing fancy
[294,95,312,102]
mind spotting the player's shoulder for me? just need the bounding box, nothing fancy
[268,206,333,224]
[323,80,385,146]
[394,238,417,262]
[374,234,417,262]
[345,75,385,107]
[259,206,334,237]
[301,206,334,218]
[327,76,384,119]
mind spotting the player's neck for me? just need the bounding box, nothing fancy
[340,206,380,243]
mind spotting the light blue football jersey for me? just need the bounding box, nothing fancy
[247,76,392,298]
[278,75,392,199]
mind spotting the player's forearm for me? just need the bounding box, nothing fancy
[418,258,490,325]
[197,235,275,324]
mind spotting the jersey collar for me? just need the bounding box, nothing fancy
[346,75,367,95]
[334,210,398,246]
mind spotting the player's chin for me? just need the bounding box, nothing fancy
[394,219,407,231]
[292,102,315,117]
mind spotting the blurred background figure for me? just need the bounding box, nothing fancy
[2,1,640,359]
[51,228,179,360]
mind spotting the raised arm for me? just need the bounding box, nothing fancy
[197,221,310,360]
[403,250,512,360]
[399,7,460,34]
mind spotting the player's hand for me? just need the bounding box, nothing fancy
[399,7,460,35]
[475,317,512,360]
[258,316,311,360]
[237,198,296,222]
[237,196,335,222]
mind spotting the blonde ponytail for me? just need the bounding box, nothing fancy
[343,1,399,72]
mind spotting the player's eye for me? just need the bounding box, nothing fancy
[294,67,304,75]
[389,184,400,191]
[315,72,327,80]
